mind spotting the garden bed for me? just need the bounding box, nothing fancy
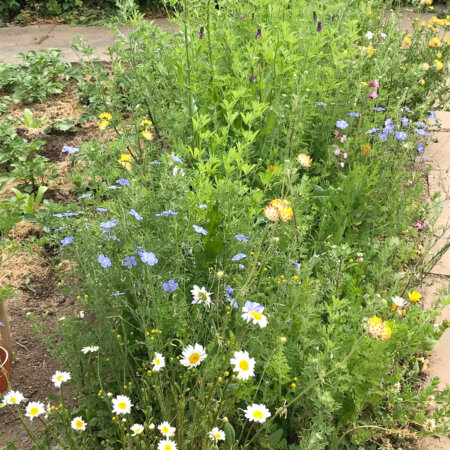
[1,1,449,449]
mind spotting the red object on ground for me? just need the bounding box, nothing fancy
[0,346,11,393]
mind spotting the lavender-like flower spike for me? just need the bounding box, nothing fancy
[317,22,322,32]
[199,27,205,39]
[249,74,256,83]
[255,28,262,39]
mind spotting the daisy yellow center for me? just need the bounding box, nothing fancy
[118,402,127,410]
[57,375,63,381]
[136,427,143,434]
[189,353,200,364]
[239,360,249,371]
[164,445,172,450]
[155,359,160,365]
[162,426,169,434]
[251,311,262,321]
[252,410,263,419]
[198,292,207,300]
[30,407,39,416]
[214,433,221,439]
[76,420,84,428]
[10,397,17,403]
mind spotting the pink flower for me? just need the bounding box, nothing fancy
[369,79,379,88]
[239,14,245,19]
[333,148,341,156]
[339,162,345,168]
[339,135,347,143]
[334,130,339,136]
[415,221,424,229]
[342,152,348,159]
[369,91,378,99]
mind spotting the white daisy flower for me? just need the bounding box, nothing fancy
[149,423,156,430]
[423,418,436,432]
[71,416,87,431]
[190,285,212,307]
[51,371,71,388]
[172,167,185,177]
[3,390,24,405]
[391,296,407,308]
[244,403,271,423]
[180,343,207,368]
[158,421,176,437]
[152,352,166,371]
[25,401,46,420]
[209,427,225,442]
[242,301,268,328]
[112,395,133,415]
[81,346,99,354]
[130,423,144,436]
[230,350,256,380]
[365,31,374,40]
[158,439,178,450]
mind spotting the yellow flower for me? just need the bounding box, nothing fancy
[366,45,374,56]
[280,206,293,222]
[408,291,422,303]
[437,52,442,59]
[401,37,411,50]
[99,112,112,121]
[118,153,132,170]
[98,119,109,130]
[444,36,450,45]
[140,119,153,127]
[428,37,441,48]
[141,130,154,141]
[435,60,444,71]
[420,79,425,86]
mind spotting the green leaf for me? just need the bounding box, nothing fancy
[6,443,18,450]
[224,422,235,443]
[268,429,283,446]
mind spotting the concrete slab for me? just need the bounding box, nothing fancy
[397,6,449,34]
[423,133,450,172]
[417,436,450,450]
[0,19,175,63]
[430,111,450,132]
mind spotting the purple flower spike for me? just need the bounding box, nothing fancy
[199,27,205,39]
[317,22,322,32]
[255,28,262,39]
[249,74,256,83]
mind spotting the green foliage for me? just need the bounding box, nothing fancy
[0,49,81,104]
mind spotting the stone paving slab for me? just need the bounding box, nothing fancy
[0,19,175,63]
[423,133,450,172]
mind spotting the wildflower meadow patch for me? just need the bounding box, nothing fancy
[2,0,450,449]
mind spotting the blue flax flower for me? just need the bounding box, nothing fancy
[395,131,407,140]
[235,234,249,242]
[129,209,143,220]
[163,279,179,292]
[336,120,349,130]
[415,122,427,128]
[78,193,92,200]
[366,127,379,134]
[373,107,386,112]
[100,219,117,230]
[199,204,207,209]
[116,178,130,186]
[123,256,137,268]
[415,129,430,136]
[378,133,388,141]
[98,254,112,268]
[62,145,79,154]
[140,251,158,266]
[156,210,178,216]
[315,102,327,107]
[401,117,408,126]
[348,112,360,117]
[417,144,424,154]
[60,236,73,245]
[232,253,246,261]
[170,154,183,164]
[429,110,437,121]
[193,225,208,235]
[403,106,413,113]
[96,207,108,212]
[226,296,239,309]
[226,285,234,296]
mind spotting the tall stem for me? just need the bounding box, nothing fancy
[183,0,194,124]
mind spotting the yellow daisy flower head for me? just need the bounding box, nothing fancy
[99,112,112,121]
[435,60,444,71]
[408,291,422,302]
[180,343,207,368]
[140,119,153,127]
[158,421,176,437]
[3,390,24,405]
[98,119,109,131]
[111,395,133,415]
[141,130,154,141]
[428,37,441,48]
[130,423,144,436]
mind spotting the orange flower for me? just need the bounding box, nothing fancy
[361,145,371,154]
[269,165,276,173]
